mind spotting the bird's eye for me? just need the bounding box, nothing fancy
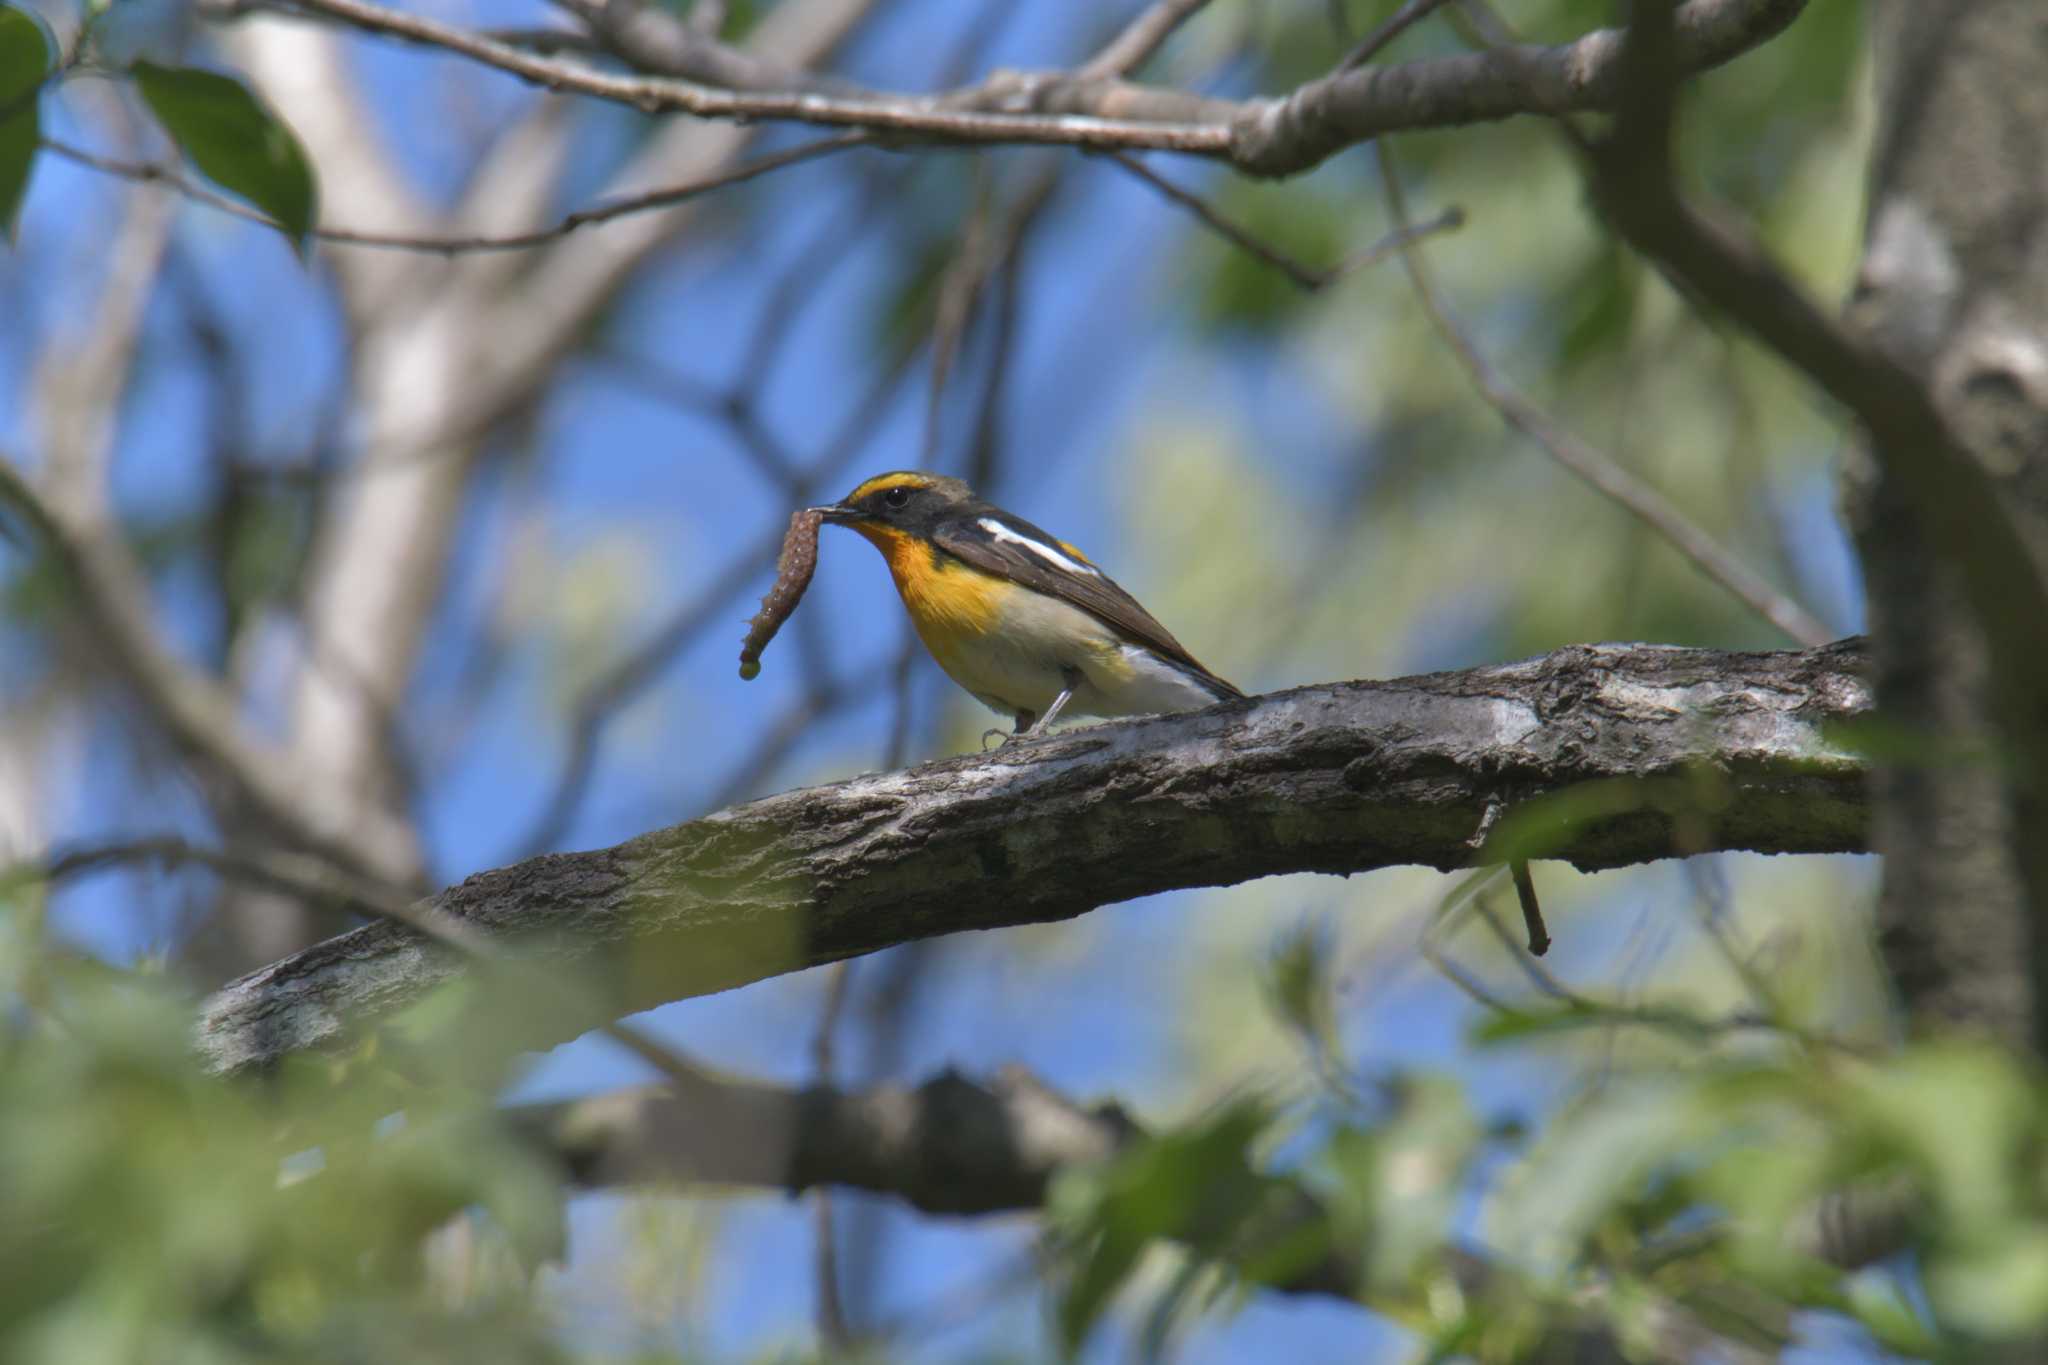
[882,487,912,510]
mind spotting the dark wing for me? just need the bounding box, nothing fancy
[933,510,1244,700]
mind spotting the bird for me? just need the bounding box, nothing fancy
[811,471,1243,739]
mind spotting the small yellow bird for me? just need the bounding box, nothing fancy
[812,471,1243,737]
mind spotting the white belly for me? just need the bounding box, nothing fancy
[924,588,1226,724]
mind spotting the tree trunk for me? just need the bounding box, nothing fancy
[1848,0,2048,1050]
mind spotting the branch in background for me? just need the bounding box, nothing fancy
[164,0,883,979]
[201,0,1804,177]
[198,640,1871,1076]
[808,957,857,1349]
[1076,0,1212,82]
[924,165,1061,463]
[44,132,867,254]
[518,1059,1767,1361]
[509,345,919,859]
[522,1062,1133,1215]
[476,25,604,55]
[1374,141,1834,648]
[0,456,420,882]
[224,0,1232,154]
[549,0,873,97]
[1337,0,1459,72]
[1108,151,1464,293]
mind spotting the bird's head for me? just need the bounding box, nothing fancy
[810,471,978,537]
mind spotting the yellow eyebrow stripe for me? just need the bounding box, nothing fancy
[847,471,937,501]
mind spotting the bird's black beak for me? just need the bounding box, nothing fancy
[808,502,860,525]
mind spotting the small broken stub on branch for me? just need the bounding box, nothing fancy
[738,506,824,680]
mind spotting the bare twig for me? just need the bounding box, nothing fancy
[231,0,1234,153]
[0,456,420,881]
[45,133,867,254]
[476,25,602,54]
[705,657,898,811]
[1374,141,1834,648]
[212,0,1805,176]
[1338,0,1459,71]
[733,162,907,385]
[925,163,1062,464]
[1418,868,1853,1052]
[510,348,918,858]
[1509,858,1549,956]
[810,957,857,1350]
[549,0,872,97]
[1108,151,1464,292]
[1077,0,1213,81]
[925,171,999,463]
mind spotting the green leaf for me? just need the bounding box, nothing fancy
[131,60,317,251]
[0,2,54,242]
[1324,1076,1480,1295]
[1047,1099,1279,1356]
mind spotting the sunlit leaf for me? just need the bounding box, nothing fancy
[132,60,317,251]
[0,1,53,242]
[1047,1099,1279,1356]
[1928,1229,2048,1340]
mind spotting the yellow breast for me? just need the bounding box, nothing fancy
[857,524,1005,663]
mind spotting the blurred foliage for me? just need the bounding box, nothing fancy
[9,855,2026,1365]
[0,903,581,1364]
[1043,910,2048,1362]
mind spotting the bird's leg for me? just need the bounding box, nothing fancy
[983,709,1031,750]
[1021,669,1082,738]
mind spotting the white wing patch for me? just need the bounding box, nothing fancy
[977,517,1101,577]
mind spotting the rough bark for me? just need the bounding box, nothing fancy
[1847,0,2048,1050]
[198,639,1870,1075]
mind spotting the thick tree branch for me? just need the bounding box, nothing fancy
[199,640,1869,1075]
[519,1060,1768,1360]
[522,1061,1135,1215]
[230,0,1803,177]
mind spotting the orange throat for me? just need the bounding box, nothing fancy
[852,522,1003,641]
